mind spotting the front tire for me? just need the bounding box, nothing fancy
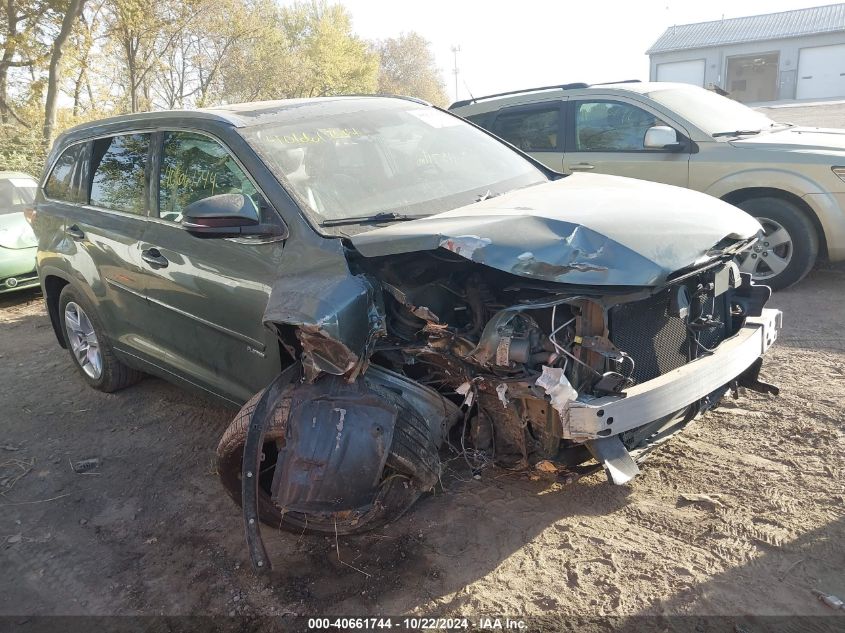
[216,379,441,535]
[59,285,143,392]
[735,197,819,290]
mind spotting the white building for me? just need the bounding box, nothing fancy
[647,3,845,103]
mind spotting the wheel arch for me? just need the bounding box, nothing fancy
[43,273,70,348]
[720,187,828,261]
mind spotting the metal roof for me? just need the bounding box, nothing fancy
[647,3,845,54]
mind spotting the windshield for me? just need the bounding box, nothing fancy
[241,101,548,229]
[648,85,779,137]
[0,177,36,215]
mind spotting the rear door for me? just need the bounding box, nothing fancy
[563,97,691,187]
[50,133,153,352]
[486,101,565,171]
[136,129,286,404]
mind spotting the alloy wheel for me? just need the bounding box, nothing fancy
[64,301,103,380]
[737,216,793,281]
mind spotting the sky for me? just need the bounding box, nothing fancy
[339,0,840,103]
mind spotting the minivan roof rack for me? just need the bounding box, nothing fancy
[448,79,642,109]
[449,83,589,109]
[590,79,642,86]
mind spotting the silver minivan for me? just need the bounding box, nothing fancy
[450,81,845,289]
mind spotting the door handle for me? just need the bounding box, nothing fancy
[141,248,169,268]
[569,163,595,171]
[66,225,85,240]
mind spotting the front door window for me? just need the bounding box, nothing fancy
[574,101,669,152]
[158,131,259,223]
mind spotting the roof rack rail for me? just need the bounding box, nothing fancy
[589,79,642,86]
[449,83,589,109]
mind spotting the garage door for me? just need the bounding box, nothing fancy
[797,44,845,99]
[656,60,705,86]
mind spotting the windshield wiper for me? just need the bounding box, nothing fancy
[712,129,762,138]
[320,211,417,227]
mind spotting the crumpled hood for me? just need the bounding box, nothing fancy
[350,173,760,287]
[730,127,845,153]
[0,212,36,250]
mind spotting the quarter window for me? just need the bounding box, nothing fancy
[490,106,560,151]
[90,134,151,214]
[44,143,86,202]
[158,131,258,223]
[574,101,670,151]
[0,177,36,214]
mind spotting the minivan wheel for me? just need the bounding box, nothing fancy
[59,285,143,392]
[735,197,819,290]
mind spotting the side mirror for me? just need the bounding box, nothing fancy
[181,193,286,238]
[644,125,684,151]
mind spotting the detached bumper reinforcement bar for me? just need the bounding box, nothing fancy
[567,308,782,441]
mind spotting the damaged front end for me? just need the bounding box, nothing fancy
[221,179,782,571]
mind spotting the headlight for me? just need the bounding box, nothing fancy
[833,166,845,183]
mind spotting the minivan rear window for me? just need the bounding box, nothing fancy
[44,143,86,203]
[90,134,150,214]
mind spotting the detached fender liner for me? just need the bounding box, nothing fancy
[218,365,458,571]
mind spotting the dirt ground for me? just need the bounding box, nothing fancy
[1,267,842,627]
[1,104,844,629]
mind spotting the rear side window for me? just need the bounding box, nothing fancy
[90,134,151,214]
[462,112,493,128]
[158,131,258,223]
[44,143,86,202]
[490,105,561,151]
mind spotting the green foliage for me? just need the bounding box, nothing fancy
[0,123,47,176]
[0,0,446,178]
[375,32,448,107]
[280,1,378,97]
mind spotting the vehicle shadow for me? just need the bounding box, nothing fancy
[0,285,42,310]
[255,458,634,614]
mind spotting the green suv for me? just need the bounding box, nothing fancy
[450,81,845,289]
[34,97,781,569]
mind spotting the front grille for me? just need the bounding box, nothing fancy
[609,290,689,384]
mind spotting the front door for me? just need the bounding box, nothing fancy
[137,130,287,404]
[563,99,690,187]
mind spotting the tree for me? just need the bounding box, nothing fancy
[152,0,270,108]
[0,0,447,175]
[279,1,377,98]
[217,0,377,103]
[375,32,447,106]
[0,0,47,125]
[105,0,203,112]
[43,0,86,144]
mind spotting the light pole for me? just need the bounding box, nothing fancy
[451,45,461,102]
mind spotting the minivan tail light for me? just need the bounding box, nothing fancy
[23,206,36,225]
[832,167,845,183]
